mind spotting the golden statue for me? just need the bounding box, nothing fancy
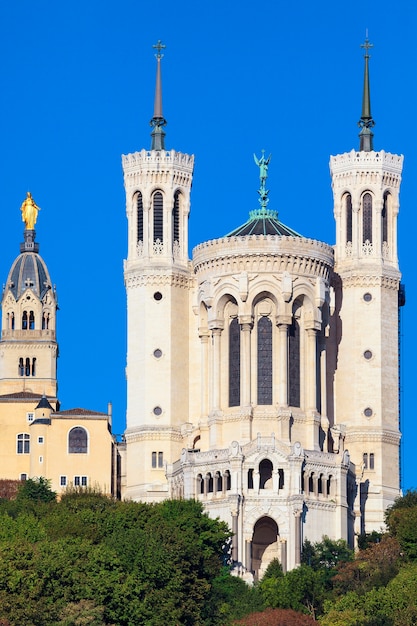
[20,192,40,230]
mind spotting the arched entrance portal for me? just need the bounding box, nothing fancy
[252,516,280,580]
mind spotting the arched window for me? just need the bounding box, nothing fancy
[257,316,272,405]
[29,311,35,330]
[17,433,30,454]
[206,473,213,493]
[68,427,88,453]
[22,311,28,330]
[247,468,254,489]
[8,312,15,330]
[25,358,30,377]
[196,474,204,495]
[224,470,231,491]
[362,192,372,243]
[137,191,144,243]
[259,459,273,489]
[18,358,24,376]
[215,471,223,492]
[153,191,163,243]
[382,192,389,245]
[345,193,352,244]
[289,318,300,407]
[229,317,240,407]
[278,469,284,490]
[173,191,180,247]
[31,358,36,377]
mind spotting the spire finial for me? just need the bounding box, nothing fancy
[358,33,375,151]
[254,150,272,213]
[150,40,167,151]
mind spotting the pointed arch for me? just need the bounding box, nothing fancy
[345,193,353,244]
[173,190,181,247]
[382,191,390,245]
[362,192,372,243]
[153,191,163,243]
[136,191,144,243]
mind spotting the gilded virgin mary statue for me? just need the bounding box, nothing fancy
[20,192,40,230]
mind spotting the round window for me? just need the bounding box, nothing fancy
[363,292,372,302]
[364,407,373,418]
[153,406,162,416]
[364,350,372,360]
[153,349,162,359]
[153,291,163,301]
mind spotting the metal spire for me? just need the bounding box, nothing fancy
[358,34,375,151]
[150,40,167,151]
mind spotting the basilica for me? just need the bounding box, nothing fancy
[0,39,404,578]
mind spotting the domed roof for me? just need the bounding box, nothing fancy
[5,230,52,301]
[225,208,302,238]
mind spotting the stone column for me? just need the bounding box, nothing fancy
[294,510,302,566]
[239,316,253,406]
[231,512,239,562]
[306,328,318,411]
[352,201,360,257]
[199,328,210,417]
[277,321,289,406]
[245,540,252,573]
[210,327,223,411]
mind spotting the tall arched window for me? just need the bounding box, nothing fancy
[229,318,240,407]
[68,427,88,453]
[173,191,180,248]
[345,193,352,244]
[22,311,28,330]
[31,358,36,376]
[18,358,24,376]
[153,191,163,243]
[362,192,373,243]
[382,191,389,245]
[289,318,300,407]
[137,192,144,243]
[25,358,30,377]
[17,433,30,454]
[257,316,272,405]
[29,311,35,330]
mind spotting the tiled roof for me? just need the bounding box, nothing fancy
[53,408,108,417]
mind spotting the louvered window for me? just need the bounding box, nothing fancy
[137,192,143,242]
[363,193,372,243]
[289,319,300,407]
[346,194,352,243]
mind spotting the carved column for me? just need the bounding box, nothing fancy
[210,327,223,411]
[306,328,318,411]
[294,510,302,566]
[239,316,253,407]
[199,328,210,417]
[231,512,239,562]
[277,321,289,406]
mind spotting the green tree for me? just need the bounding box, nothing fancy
[16,477,56,503]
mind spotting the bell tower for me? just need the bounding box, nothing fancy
[330,38,403,532]
[0,194,58,398]
[123,42,194,501]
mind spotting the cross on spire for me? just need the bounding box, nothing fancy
[153,40,166,59]
[360,35,373,58]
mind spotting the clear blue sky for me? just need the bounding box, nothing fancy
[0,1,415,490]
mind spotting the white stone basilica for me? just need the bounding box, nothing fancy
[122,40,404,577]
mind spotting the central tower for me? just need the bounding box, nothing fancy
[123,42,194,501]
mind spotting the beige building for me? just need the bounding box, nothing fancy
[123,40,404,577]
[0,196,118,497]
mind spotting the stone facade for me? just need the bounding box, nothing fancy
[122,56,404,578]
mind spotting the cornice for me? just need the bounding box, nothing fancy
[345,430,401,445]
[124,270,194,290]
[124,426,182,443]
[332,272,400,290]
[193,237,334,281]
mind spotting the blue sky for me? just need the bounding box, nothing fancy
[0,1,415,490]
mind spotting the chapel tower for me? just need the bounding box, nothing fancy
[0,193,58,398]
[330,39,403,532]
[123,42,194,501]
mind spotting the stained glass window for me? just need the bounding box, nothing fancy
[229,318,240,407]
[257,317,272,405]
